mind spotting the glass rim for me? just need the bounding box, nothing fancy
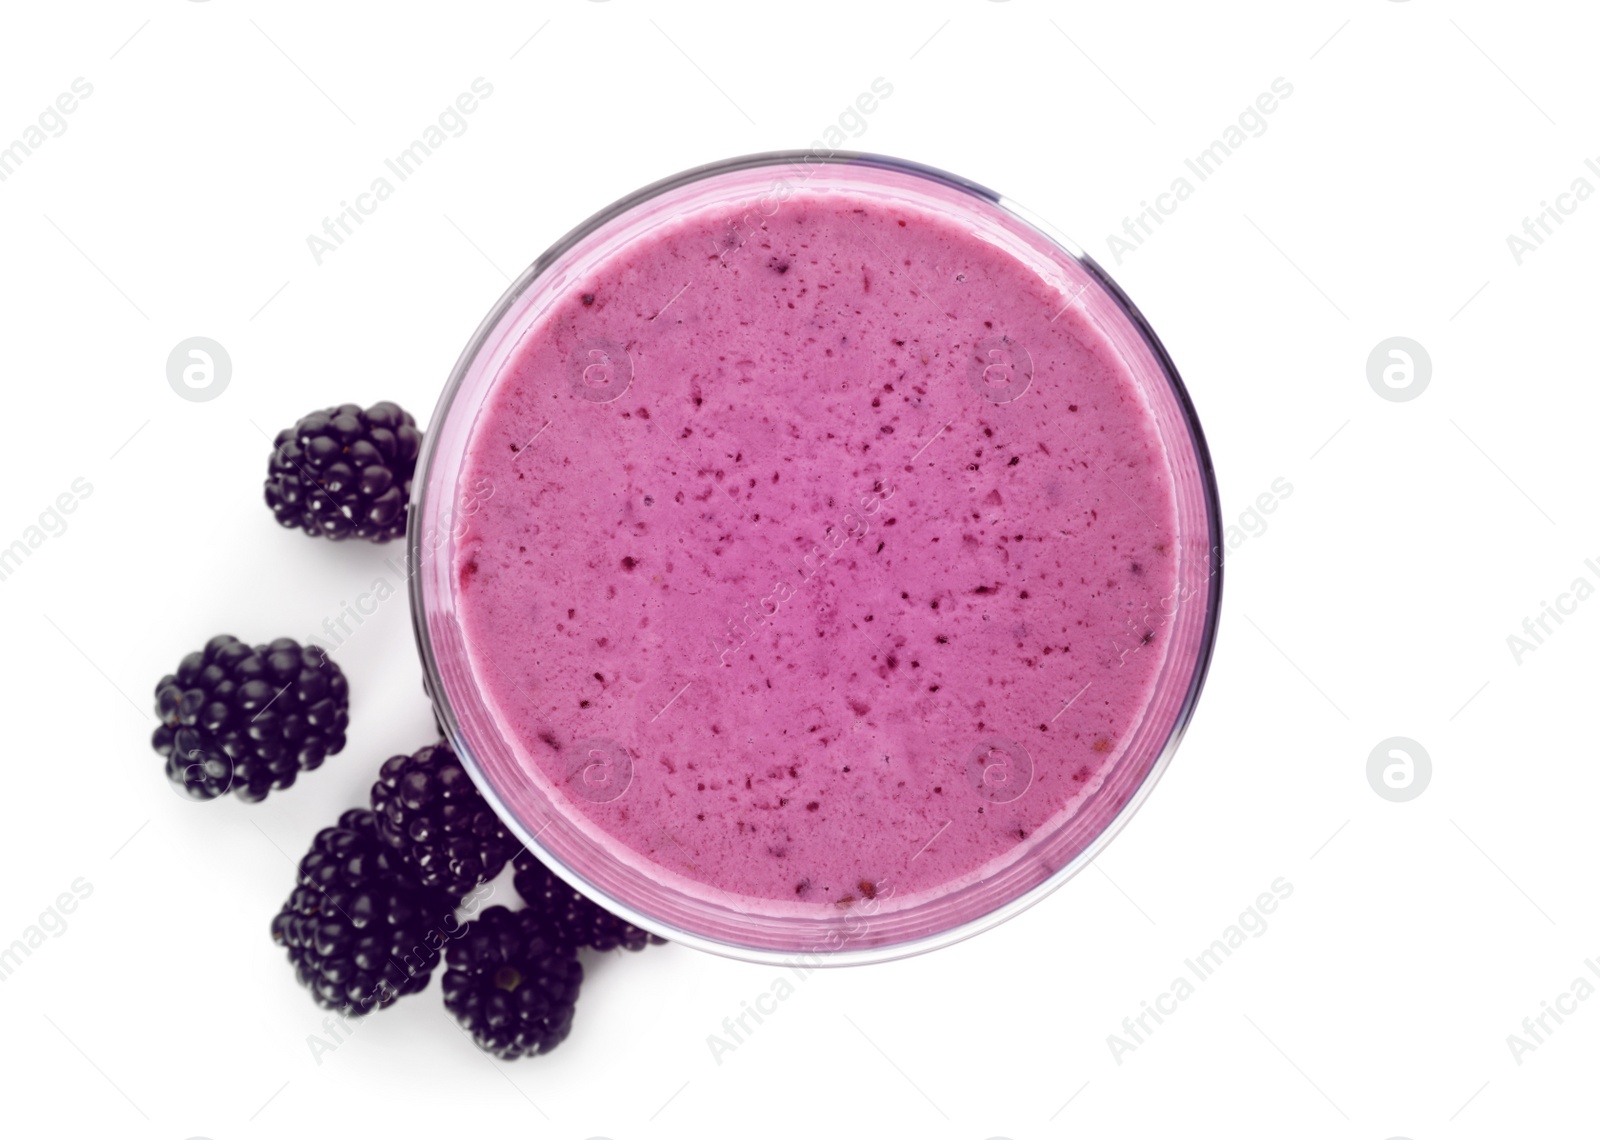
[408,149,1225,967]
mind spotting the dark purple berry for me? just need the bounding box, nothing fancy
[513,851,666,953]
[371,743,518,900]
[265,400,422,542]
[270,810,455,1015]
[151,634,348,802]
[442,905,583,1059]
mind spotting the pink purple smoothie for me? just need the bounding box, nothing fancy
[451,183,1178,911]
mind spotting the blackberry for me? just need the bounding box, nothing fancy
[270,810,453,1015]
[151,634,348,802]
[371,743,518,899]
[513,851,666,952]
[265,400,421,542]
[442,905,583,1059]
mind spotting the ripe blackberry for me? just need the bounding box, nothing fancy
[513,851,666,952]
[151,634,349,802]
[270,810,453,1015]
[265,400,421,542]
[442,905,583,1059]
[371,743,518,899]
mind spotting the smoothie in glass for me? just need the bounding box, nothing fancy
[414,154,1219,961]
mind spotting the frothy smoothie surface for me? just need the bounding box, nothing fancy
[452,182,1180,913]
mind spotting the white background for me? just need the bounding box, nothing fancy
[0,1,1595,1136]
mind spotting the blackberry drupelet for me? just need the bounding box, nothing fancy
[151,634,349,802]
[513,851,666,952]
[270,810,453,1015]
[442,905,583,1059]
[265,400,421,542]
[371,743,518,899]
